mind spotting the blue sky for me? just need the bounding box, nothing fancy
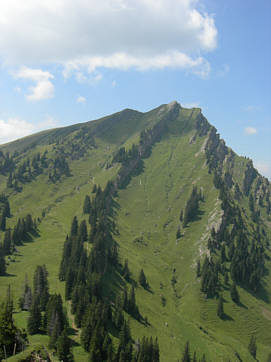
[0,0,270,179]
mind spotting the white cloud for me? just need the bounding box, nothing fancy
[0,0,217,77]
[76,96,86,104]
[14,66,54,101]
[0,117,59,144]
[112,80,117,87]
[244,126,257,135]
[63,51,211,78]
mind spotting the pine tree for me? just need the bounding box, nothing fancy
[0,286,26,359]
[182,341,191,362]
[176,226,181,239]
[27,299,41,335]
[248,335,257,359]
[33,265,49,310]
[3,229,12,255]
[70,216,78,236]
[79,220,88,242]
[0,249,6,275]
[0,213,6,231]
[230,283,240,304]
[83,195,91,214]
[217,294,224,319]
[224,271,229,285]
[122,259,131,281]
[139,269,148,289]
[56,329,73,362]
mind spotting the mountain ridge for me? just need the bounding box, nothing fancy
[0,102,270,361]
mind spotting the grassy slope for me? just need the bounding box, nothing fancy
[0,105,270,361]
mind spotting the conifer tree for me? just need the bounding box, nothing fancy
[182,341,191,362]
[176,226,181,239]
[3,229,12,255]
[0,213,6,231]
[70,216,78,236]
[27,299,41,335]
[0,286,26,359]
[0,249,6,275]
[33,265,49,310]
[230,283,240,304]
[78,220,88,242]
[248,335,257,359]
[83,195,91,214]
[217,294,224,319]
[139,269,148,289]
[56,329,73,362]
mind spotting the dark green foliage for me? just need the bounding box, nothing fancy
[0,249,6,275]
[70,216,78,236]
[122,259,131,281]
[243,161,257,196]
[248,335,257,359]
[183,186,203,227]
[200,257,218,298]
[230,283,240,304]
[48,155,70,183]
[20,275,32,311]
[78,220,88,242]
[224,271,229,285]
[139,269,148,289]
[176,226,181,239]
[217,295,224,319]
[46,294,66,347]
[83,195,91,214]
[0,286,28,359]
[0,213,6,231]
[92,184,97,193]
[27,299,41,335]
[182,341,191,362]
[135,336,160,362]
[11,213,37,246]
[3,230,12,255]
[56,329,73,362]
[33,265,49,311]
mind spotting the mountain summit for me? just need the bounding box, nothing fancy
[0,102,270,361]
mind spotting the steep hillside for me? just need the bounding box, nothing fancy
[0,101,270,361]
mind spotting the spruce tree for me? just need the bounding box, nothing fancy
[27,299,41,335]
[70,216,78,236]
[139,269,148,289]
[182,341,191,362]
[3,229,12,255]
[0,250,6,276]
[83,195,91,214]
[230,283,240,304]
[248,335,257,359]
[56,329,73,362]
[79,220,88,242]
[217,294,224,319]
[0,213,6,231]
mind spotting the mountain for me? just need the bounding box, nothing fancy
[0,101,270,362]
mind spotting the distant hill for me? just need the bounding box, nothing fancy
[0,101,270,362]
